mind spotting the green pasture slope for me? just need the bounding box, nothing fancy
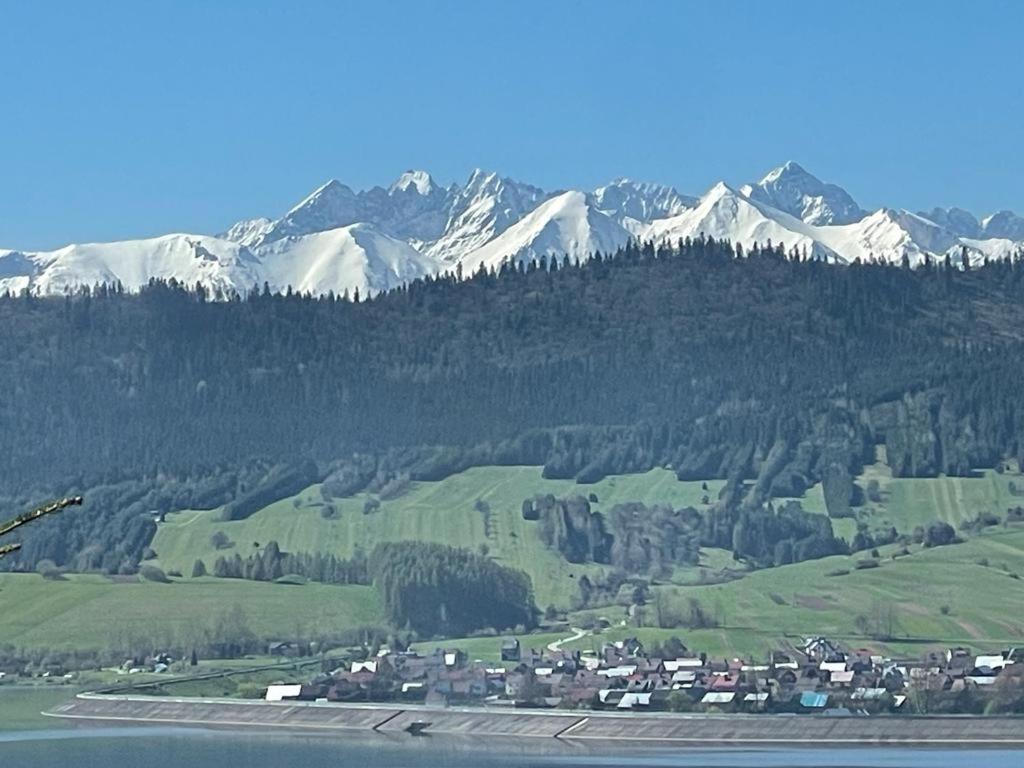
[0,574,381,651]
[152,466,727,608]
[152,459,1023,608]
[436,527,1024,662]
[5,460,1020,659]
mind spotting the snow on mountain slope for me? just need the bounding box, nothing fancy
[918,207,981,239]
[221,217,274,247]
[0,250,38,295]
[425,170,549,263]
[5,162,1022,298]
[815,209,952,266]
[389,170,437,196]
[742,161,865,226]
[982,210,1024,241]
[256,224,436,297]
[593,178,696,233]
[258,180,363,245]
[7,235,262,296]
[368,170,453,243]
[644,182,839,260]
[950,237,1023,266]
[229,171,455,249]
[457,190,630,275]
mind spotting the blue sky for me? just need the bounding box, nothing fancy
[2,0,1022,250]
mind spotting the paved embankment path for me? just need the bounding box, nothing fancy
[46,693,1024,744]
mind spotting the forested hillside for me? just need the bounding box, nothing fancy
[3,239,1024,572]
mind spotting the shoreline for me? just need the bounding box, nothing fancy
[44,693,1024,745]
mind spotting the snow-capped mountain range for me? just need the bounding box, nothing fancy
[3,162,1023,297]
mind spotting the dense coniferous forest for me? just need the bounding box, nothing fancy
[3,238,1024,572]
[370,541,537,636]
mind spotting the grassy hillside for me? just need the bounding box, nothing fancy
[0,574,381,652]
[435,527,1024,662]
[777,451,1022,539]
[6,460,1022,659]
[152,467,727,607]
[600,527,1024,655]
[152,459,1023,607]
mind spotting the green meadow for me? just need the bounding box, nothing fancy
[152,466,727,608]
[0,573,381,651]
[3,460,1022,660]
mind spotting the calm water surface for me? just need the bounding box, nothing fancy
[1,727,1022,768]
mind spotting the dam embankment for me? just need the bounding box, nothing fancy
[45,693,1024,744]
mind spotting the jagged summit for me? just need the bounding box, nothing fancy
[389,170,437,196]
[742,161,866,226]
[3,163,1022,298]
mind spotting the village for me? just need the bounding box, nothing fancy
[263,634,1023,716]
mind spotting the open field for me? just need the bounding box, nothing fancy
[0,686,75,731]
[0,574,382,651]
[152,466,727,607]
[6,461,1023,660]
[3,529,1022,660]
[778,452,1022,540]
[432,527,1024,662]
[581,526,1024,658]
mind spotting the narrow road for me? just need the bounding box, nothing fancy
[547,626,589,653]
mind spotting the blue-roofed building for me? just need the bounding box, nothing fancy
[800,691,829,708]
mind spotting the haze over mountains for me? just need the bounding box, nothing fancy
[3,162,1023,298]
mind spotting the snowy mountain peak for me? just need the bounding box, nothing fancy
[745,162,865,226]
[389,170,437,197]
[455,190,629,276]
[760,160,811,184]
[705,181,740,203]
[982,210,1024,241]
[5,162,1023,299]
[426,170,548,262]
[296,179,356,210]
[918,207,981,239]
[220,217,274,248]
[593,178,696,232]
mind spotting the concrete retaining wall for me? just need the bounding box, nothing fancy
[46,694,1024,744]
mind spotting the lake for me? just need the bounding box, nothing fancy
[1,727,1023,768]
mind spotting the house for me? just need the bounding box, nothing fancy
[664,657,703,673]
[671,670,699,687]
[599,664,638,679]
[443,650,466,668]
[851,687,888,701]
[975,654,1013,671]
[501,638,521,663]
[799,691,829,708]
[829,670,855,687]
[945,647,973,674]
[709,672,739,692]
[598,688,626,706]
[701,691,735,706]
[771,651,799,670]
[803,637,843,663]
[265,684,303,702]
[268,641,297,657]
[617,692,652,709]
